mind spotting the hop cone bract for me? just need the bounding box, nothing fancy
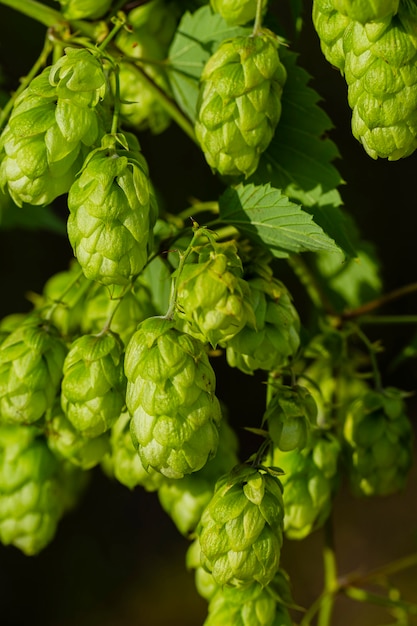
[125,317,222,479]
[333,0,399,22]
[312,0,351,71]
[204,581,281,626]
[195,30,287,178]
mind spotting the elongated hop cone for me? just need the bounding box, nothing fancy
[312,0,351,71]
[333,0,399,22]
[197,464,284,587]
[343,2,417,159]
[67,134,158,286]
[226,276,300,374]
[263,384,317,452]
[0,314,67,425]
[125,317,222,479]
[61,331,126,438]
[210,0,268,25]
[0,424,80,555]
[272,430,341,539]
[343,388,413,496]
[195,30,287,178]
[176,239,255,348]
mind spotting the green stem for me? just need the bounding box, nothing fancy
[357,315,417,325]
[110,66,121,135]
[353,323,383,392]
[252,0,264,34]
[178,201,219,222]
[317,516,338,626]
[342,281,417,320]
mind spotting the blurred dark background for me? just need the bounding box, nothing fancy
[0,1,416,625]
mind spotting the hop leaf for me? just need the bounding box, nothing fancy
[197,464,284,587]
[0,314,67,425]
[67,133,158,286]
[61,331,127,438]
[125,317,222,479]
[195,30,287,178]
[343,388,413,496]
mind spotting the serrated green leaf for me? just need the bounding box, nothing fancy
[218,183,340,257]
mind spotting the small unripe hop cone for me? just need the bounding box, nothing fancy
[195,30,287,178]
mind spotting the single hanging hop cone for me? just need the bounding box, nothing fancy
[195,29,287,178]
[61,331,127,439]
[0,314,67,425]
[210,0,268,26]
[312,0,351,71]
[175,239,255,348]
[0,424,84,555]
[124,317,222,479]
[271,429,341,539]
[67,133,158,286]
[343,388,413,496]
[226,275,300,375]
[197,464,284,587]
[343,1,417,160]
[333,0,399,23]
[0,48,107,206]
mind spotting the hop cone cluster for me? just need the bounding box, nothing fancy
[125,317,222,479]
[0,424,83,555]
[343,388,413,496]
[197,465,284,587]
[272,430,341,539]
[61,331,126,438]
[0,48,107,206]
[195,30,287,178]
[176,239,254,348]
[210,0,268,25]
[67,133,158,285]
[226,276,300,374]
[0,314,67,425]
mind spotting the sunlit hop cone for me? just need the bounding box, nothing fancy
[226,276,300,375]
[67,133,158,286]
[333,0,399,22]
[0,49,107,206]
[195,30,287,178]
[125,317,222,478]
[272,429,341,539]
[0,424,83,555]
[197,464,284,587]
[263,385,317,452]
[210,0,268,25]
[0,314,67,425]
[343,388,413,496]
[176,239,255,348]
[61,331,126,438]
[55,0,112,19]
[312,0,351,71]
[158,417,239,536]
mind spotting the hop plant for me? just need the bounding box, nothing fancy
[0,424,84,555]
[125,316,222,479]
[186,538,220,601]
[61,331,127,438]
[226,276,300,375]
[263,385,317,452]
[333,0,399,22]
[343,388,414,496]
[67,133,158,286]
[197,464,284,587]
[0,49,107,206]
[272,430,341,539]
[54,0,112,19]
[210,0,268,25]
[175,238,255,348]
[195,30,287,178]
[0,314,67,425]
[312,0,351,71]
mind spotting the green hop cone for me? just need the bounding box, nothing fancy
[343,388,413,496]
[158,417,239,536]
[55,0,112,19]
[333,0,399,22]
[0,314,67,425]
[312,0,351,71]
[226,276,300,375]
[104,411,165,491]
[0,424,82,555]
[204,581,281,626]
[186,537,220,601]
[271,430,341,539]
[0,313,26,346]
[197,464,284,587]
[61,331,126,438]
[195,29,287,178]
[343,2,417,159]
[176,238,255,348]
[263,385,317,452]
[125,316,222,478]
[210,0,268,25]
[67,133,158,286]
